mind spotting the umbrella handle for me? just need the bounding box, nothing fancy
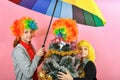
[42,44,45,47]
[42,0,59,47]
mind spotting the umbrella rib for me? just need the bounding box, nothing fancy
[42,0,59,47]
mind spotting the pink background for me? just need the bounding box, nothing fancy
[0,0,120,80]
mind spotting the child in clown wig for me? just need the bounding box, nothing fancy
[10,17,45,80]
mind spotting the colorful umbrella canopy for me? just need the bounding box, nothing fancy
[9,0,106,27]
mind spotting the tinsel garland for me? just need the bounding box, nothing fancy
[44,49,80,58]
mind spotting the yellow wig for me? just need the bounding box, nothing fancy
[77,40,95,62]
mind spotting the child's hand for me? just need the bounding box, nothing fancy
[36,47,45,57]
[57,70,73,80]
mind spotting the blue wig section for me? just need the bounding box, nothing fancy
[25,19,38,30]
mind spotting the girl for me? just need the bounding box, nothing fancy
[57,40,97,80]
[11,17,45,80]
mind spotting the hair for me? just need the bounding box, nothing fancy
[10,16,38,47]
[13,37,21,47]
[77,40,95,62]
[52,18,78,42]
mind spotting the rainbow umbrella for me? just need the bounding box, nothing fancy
[9,0,106,46]
[9,0,106,27]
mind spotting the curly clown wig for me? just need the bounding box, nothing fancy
[10,16,38,37]
[52,18,78,42]
[77,40,95,62]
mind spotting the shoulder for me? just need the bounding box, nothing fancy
[85,61,96,70]
[12,44,27,57]
[86,61,96,67]
[13,44,25,52]
[87,61,94,65]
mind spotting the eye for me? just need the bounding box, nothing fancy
[84,47,88,50]
[24,31,28,34]
[30,31,33,33]
[30,30,35,34]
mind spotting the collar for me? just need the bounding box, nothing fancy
[20,41,31,49]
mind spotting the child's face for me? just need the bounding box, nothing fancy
[20,29,35,43]
[78,46,88,58]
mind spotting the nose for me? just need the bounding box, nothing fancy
[28,32,33,37]
[28,32,31,35]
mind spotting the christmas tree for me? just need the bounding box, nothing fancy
[38,18,81,80]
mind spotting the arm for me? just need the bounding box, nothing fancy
[57,61,96,80]
[57,70,73,80]
[12,47,41,78]
[74,61,97,80]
